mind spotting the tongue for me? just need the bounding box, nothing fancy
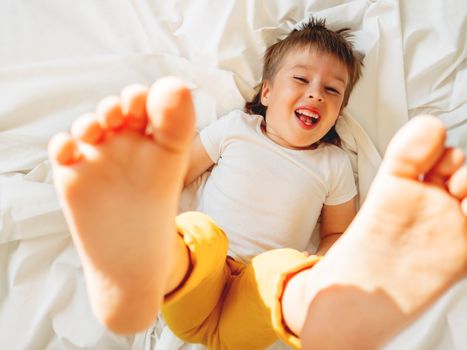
[299,114,312,125]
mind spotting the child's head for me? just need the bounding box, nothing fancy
[245,17,363,149]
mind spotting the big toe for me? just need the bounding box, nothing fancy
[146,77,196,154]
[381,115,446,179]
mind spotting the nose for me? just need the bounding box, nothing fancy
[307,85,324,102]
[308,93,323,102]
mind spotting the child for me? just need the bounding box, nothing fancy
[184,17,361,264]
[160,18,360,348]
[48,18,467,350]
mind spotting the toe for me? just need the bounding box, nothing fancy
[448,166,467,200]
[48,132,81,165]
[146,77,196,154]
[96,96,125,131]
[71,113,104,144]
[425,147,465,187]
[382,115,446,179]
[462,198,467,216]
[121,84,149,132]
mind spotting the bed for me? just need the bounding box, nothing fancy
[1,0,466,349]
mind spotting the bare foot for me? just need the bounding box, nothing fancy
[286,115,467,349]
[48,77,195,334]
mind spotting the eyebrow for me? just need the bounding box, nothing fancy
[291,64,347,85]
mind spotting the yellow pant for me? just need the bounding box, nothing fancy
[162,212,320,350]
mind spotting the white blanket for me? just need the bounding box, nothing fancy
[1,0,466,349]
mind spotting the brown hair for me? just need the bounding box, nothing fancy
[244,17,363,147]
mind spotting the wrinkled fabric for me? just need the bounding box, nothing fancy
[0,0,466,349]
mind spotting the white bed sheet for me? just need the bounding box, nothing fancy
[0,0,466,349]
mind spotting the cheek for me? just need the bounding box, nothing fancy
[330,95,345,111]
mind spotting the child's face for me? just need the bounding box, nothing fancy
[261,47,348,149]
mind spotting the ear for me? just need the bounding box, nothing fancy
[260,80,271,106]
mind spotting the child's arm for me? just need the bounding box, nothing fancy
[184,134,215,186]
[316,197,356,256]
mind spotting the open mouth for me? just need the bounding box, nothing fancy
[294,108,320,127]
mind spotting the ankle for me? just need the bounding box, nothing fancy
[301,284,404,349]
[281,268,312,336]
[164,233,192,295]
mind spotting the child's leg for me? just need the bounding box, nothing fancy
[48,78,195,334]
[280,115,467,349]
[163,241,318,350]
[162,211,231,346]
[214,249,319,350]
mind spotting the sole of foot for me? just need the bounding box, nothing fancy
[49,77,195,333]
[295,115,466,349]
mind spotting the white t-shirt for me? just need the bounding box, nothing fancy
[198,110,356,262]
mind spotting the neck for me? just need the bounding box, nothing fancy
[261,120,314,151]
